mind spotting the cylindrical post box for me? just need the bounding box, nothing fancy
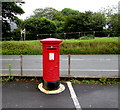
[39,38,65,93]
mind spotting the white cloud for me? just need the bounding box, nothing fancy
[18,0,119,19]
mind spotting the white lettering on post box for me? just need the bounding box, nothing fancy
[49,53,54,60]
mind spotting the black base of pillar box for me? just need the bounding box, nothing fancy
[43,80,60,90]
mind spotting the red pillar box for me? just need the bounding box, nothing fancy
[38,38,65,94]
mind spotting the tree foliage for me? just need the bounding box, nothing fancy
[32,7,63,21]
[4,5,119,40]
[23,17,57,40]
[107,14,120,36]
[2,2,24,40]
[61,8,80,16]
[27,7,119,38]
[92,12,106,31]
[99,5,119,36]
[2,2,24,21]
[64,11,106,33]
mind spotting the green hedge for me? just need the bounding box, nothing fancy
[1,37,119,55]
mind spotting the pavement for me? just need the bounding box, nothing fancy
[1,55,119,78]
[2,80,119,110]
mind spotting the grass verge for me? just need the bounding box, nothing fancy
[1,37,119,55]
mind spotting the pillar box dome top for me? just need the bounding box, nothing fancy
[40,38,62,44]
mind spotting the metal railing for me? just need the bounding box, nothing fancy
[1,31,120,41]
[1,55,72,77]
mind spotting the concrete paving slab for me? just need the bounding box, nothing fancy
[2,81,75,109]
[73,84,119,109]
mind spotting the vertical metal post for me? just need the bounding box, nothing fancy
[20,29,23,41]
[23,33,25,41]
[24,28,26,41]
[68,54,71,75]
[93,31,95,36]
[79,32,81,38]
[37,34,38,40]
[84,32,85,36]
[20,55,23,76]
[64,33,66,39]
[50,34,52,38]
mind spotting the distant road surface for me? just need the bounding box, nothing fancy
[1,55,119,78]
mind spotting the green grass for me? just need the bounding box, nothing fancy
[61,37,119,54]
[1,37,119,55]
[1,40,42,55]
[1,76,120,85]
[69,78,120,85]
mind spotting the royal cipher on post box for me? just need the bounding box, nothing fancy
[40,38,62,90]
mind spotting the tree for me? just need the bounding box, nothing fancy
[99,5,119,36]
[61,8,80,16]
[107,14,120,36]
[23,17,57,40]
[11,18,24,40]
[2,2,24,40]
[63,12,94,32]
[91,12,106,36]
[32,7,64,21]
[32,7,65,33]
[92,12,106,31]
[63,12,92,38]
[63,11,106,37]
[99,5,118,17]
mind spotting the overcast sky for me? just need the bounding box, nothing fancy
[18,0,119,20]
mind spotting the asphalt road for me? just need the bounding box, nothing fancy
[1,55,119,78]
[2,81,119,109]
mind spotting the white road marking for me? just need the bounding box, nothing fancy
[1,69,42,71]
[61,59,84,61]
[67,82,82,110]
[0,59,20,61]
[0,58,117,61]
[1,69,119,71]
[61,58,117,61]
[68,69,119,72]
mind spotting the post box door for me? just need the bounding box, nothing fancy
[43,46,60,81]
